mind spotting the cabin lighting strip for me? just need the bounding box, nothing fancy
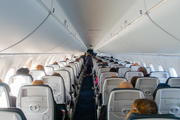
[94,0,167,51]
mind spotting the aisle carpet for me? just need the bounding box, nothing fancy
[73,75,95,120]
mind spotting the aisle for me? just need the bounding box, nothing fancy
[73,75,95,120]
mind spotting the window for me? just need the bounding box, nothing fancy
[169,66,178,77]
[149,64,155,71]
[4,68,15,84]
[158,65,164,71]
[143,63,146,67]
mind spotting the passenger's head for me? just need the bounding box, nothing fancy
[66,58,69,61]
[109,60,114,62]
[31,80,44,85]
[52,72,61,76]
[101,66,106,68]
[130,76,139,88]
[66,65,71,67]
[35,65,45,71]
[114,62,118,64]
[0,79,2,83]
[16,68,29,74]
[110,56,113,58]
[119,64,123,66]
[111,76,118,78]
[109,68,117,72]
[118,82,133,88]
[75,58,79,61]
[53,62,58,64]
[97,59,102,62]
[102,62,108,65]
[126,99,158,119]
[132,63,140,66]
[137,67,148,76]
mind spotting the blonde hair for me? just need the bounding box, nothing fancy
[118,82,133,88]
[53,62,58,64]
[35,65,45,71]
[125,99,158,120]
[31,80,44,85]
[52,72,61,76]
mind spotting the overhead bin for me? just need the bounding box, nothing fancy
[0,1,49,52]
[3,14,86,53]
[96,13,180,54]
[146,0,180,39]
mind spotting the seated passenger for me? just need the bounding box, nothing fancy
[153,83,170,99]
[130,76,139,88]
[95,66,107,86]
[31,80,63,120]
[114,62,118,64]
[35,64,45,71]
[0,79,16,107]
[131,63,140,66]
[109,60,114,62]
[97,59,103,62]
[125,99,158,120]
[137,67,149,77]
[52,73,71,102]
[16,68,30,74]
[118,82,133,88]
[109,68,117,72]
[52,62,58,64]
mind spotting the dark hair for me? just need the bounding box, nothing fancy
[109,68,117,72]
[137,67,148,76]
[109,60,114,62]
[130,76,139,88]
[114,62,118,64]
[16,68,29,74]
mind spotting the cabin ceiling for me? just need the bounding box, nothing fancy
[57,0,138,48]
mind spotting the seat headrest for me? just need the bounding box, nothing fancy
[0,83,11,92]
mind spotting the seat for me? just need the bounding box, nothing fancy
[155,87,180,117]
[8,74,33,96]
[166,77,180,87]
[97,68,110,83]
[135,77,160,99]
[150,71,169,83]
[0,108,27,120]
[107,88,145,120]
[16,85,56,120]
[42,76,66,104]
[145,67,151,74]
[30,70,46,80]
[58,62,65,67]
[108,62,114,67]
[99,72,118,93]
[110,64,119,68]
[118,68,132,77]
[130,65,141,71]
[124,71,143,82]
[68,63,77,77]
[125,63,132,67]
[102,77,127,105]
[48,64,60,70]
[44,66,54,75]
[0,83,12,108]
[126,113,179,120]
[54,70,71,92]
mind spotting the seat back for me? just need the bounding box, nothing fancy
[8,74,33,96]
[150,71,169,83]
[74,62,81,74]
[68,63,77,77]
[58,62,65,67]
[42,76,66,104]
[110,64,119,68]
[126,113,179,120]
[0,83,11,108]
[135,77,160,99]
[48,64,60,70]
[54,70,71,92]
[155,87,180,117]
[16,85,55,120]
[30,70,46,80]
[99,72,118,93]
[125,71,143,82]
[130,65,141,71]
[44,66,54,75]
[0,108,27,120]
[118,68,132,77]
[125,64,132,67]
[60,67,75,85]
[107,88,145,120]
[166,77,180,87]
[98,68,110,82]
[102,77,127,105]
[108,62,114,67]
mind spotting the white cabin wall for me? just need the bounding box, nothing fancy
[101,53,180,77]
